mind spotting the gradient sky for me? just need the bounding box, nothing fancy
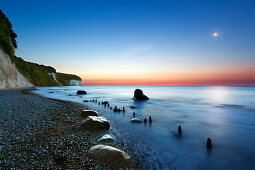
[1,0,255,85]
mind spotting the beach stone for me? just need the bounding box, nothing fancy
[133,89,149,100]
[81,110,98,118]
[131,118,143,123]
[77,90,87,95]
[81,116,110,130]
[98,134,115,145]
[88,145,132,168]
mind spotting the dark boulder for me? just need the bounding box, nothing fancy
[77,90,87,95]
[133,89,149,100]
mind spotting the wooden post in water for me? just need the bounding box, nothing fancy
[207,138,212,148]
[178,125,182,136]
[144,118,147,123]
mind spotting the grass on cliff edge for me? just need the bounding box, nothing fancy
[14,56,81,86]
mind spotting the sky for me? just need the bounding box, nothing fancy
[1,0,255,85]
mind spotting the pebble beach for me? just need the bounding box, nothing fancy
[0,87,117,169]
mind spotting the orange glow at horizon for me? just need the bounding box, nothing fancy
[80,66,255,86]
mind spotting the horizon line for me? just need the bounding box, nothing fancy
[82,83,255,86]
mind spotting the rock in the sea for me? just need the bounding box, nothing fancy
[81,116,110,130]
[129,106,136,109]
[83,100,89,102]
[98,134,115,145]
[81,110,98,118]
[133,89,149,100]
[88,145,132,168]
[130,118,142,123]
[77,90,87,95]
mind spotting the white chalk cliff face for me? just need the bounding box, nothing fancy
[48,72,57,81]
[69,80,82,86]
[0,48,32,88]
[49,72,81,86]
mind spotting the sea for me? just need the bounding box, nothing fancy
[34,86,255,170]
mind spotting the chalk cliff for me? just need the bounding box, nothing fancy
[0,48,32,88]
[69,80,82,86]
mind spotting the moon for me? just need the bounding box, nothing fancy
[212,32,219,37]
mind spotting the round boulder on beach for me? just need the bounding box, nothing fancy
[133,89,149,100]
[88,145,132,168]
[77,90,87,95]
[98,134,115,145]
[81,116,110,130]
[81,110,98,118]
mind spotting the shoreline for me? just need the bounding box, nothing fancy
[1,87,136,169]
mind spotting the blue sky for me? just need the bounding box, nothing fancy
[1,0,255,85]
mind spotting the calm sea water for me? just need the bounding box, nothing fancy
[34,86,255,169]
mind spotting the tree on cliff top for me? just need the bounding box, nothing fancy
[0,9,17,57]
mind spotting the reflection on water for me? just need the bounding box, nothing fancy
[34,86,255,169]
[207,86,231,104]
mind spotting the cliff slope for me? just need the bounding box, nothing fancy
[0,48,32,88]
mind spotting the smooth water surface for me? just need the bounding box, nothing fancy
[34,86,255,169]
